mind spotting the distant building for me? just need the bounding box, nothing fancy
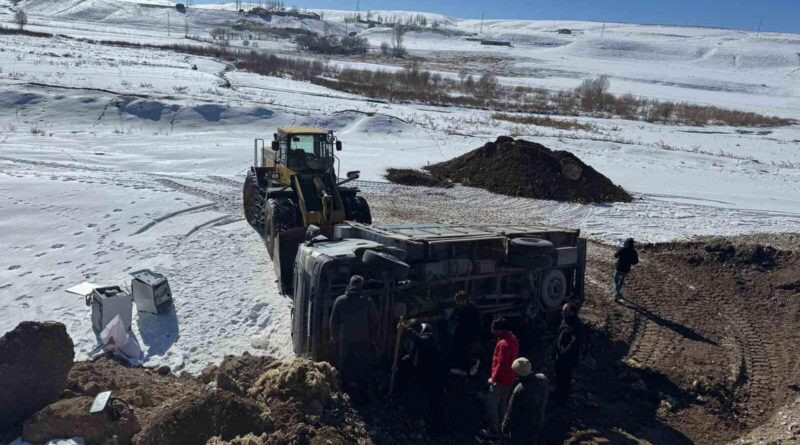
[557,28,572,34]
[480,39,512,47]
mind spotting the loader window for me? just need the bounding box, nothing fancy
[289,135,318,155]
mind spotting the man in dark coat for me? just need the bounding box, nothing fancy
[553,303,582,405]
[330,275,378,402]
[449,290,482,376]
[395,319,447,433]
[502,357,549,445]
[613,237,639,302]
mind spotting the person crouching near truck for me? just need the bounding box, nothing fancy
[393,319,447,434]
[479,317,519,440]
[449,290,482,376]
[613,237,639,303]
[330,275,379,404]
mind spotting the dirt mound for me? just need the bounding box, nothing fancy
[419,136,632,203]
[0,321,75,431]
[701,241,779,269]
[205,353,279,396]
[249,358,372,444]
[23,396,140,445]
[384,168,450,188]
[133,390,271,445]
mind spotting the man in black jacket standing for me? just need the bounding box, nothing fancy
[403,320,447,433]
[330,275,378,403]
[613,237,639,303]
[553,303,581,405]
[449,290,482,376]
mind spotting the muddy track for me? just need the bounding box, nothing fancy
[579,238,800,443]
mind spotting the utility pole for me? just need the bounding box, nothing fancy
[756,19,762,39]
[601,22,606,39]
[480,11,484,36]
[167,10,170,37]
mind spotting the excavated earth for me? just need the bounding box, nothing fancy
[386,137,632,203]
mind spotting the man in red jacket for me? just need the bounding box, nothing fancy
[480,317,519,439]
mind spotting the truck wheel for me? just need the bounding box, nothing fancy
[362,249,410,279]
[508,238,554,268]
[508,253,553,269]
[540,269,567,309]
[265,198,299,257]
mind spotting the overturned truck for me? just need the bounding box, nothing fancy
[290,223,586,363]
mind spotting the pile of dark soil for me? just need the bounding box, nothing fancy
[384,168,450,188]
[701,241,779,269]
[403,136,632,203]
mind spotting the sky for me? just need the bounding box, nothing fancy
[209,0,800,34]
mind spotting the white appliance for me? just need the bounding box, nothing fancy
[129,269,172,314]
[87,286,133,333]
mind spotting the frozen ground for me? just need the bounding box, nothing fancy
[0,0,799,377]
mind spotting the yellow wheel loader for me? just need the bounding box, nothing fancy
[243,126,371,293]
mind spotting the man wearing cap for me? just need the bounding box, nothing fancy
[480,317,519,439]
[330,275,379,402]
[502,357,549,445]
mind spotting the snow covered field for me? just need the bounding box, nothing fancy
[0,0,799,373]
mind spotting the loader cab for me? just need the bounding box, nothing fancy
[291,237,386,363]
[273,127,341,173]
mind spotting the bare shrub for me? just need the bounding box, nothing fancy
[391,26,406,57]
[476,73,499,100]
[210,27,227,39]
[380,41,390,56]
[575,75,610,112]
[14,10,28,30]
[492,113,596,131]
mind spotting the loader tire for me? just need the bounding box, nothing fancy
[508,238,555,268]
[265,198,300,258]
[343,194,372,224]
[243,171,264,232]
[363,249,410,279]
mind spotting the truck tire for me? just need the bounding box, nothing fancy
[540,269,567,310]
[362,249,410,279]
[243,171,264,232]
[265,198,300,257]
[343,194,372,224]
[508,238,554,269]
[508,253,553,269]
